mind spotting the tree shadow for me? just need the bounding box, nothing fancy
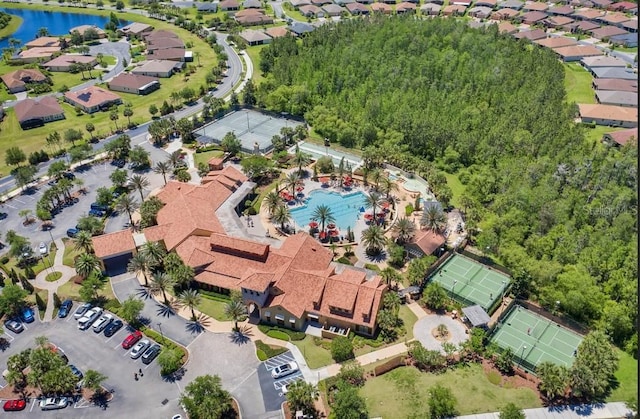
[156,302,177,317]
[364,250,388,263]
[186,314,210,334]
[0,337,11,351]
[90,390,111,411]
[161,367,186,383]
[229,325,253,345]
[135,287,153,300]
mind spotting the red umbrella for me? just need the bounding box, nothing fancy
[319,231,327,239]
[296,186,304,192]
[382,201,390,208]
[309,221,319,228]
[327,223,336,230]
[329,229,339,237]
[364,213,374,220]
[320,177,330,184]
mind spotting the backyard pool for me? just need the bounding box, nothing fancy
[290,190,366,232]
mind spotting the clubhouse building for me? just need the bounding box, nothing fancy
[92,166,386,337]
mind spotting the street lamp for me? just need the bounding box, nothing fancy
[520,345,527,369]
[501,280,507,305]
[452,279,457,302]
[157,322,164,343]
[555,300,560,315]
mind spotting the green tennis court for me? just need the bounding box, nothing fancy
[428,254,510,312]
[491,305,583,372]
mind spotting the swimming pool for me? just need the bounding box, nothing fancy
[290,190,366,232]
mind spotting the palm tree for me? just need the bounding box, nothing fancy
[380,266,401,288]
[284,171,300,198]
[129,175,150,201]
[272,204,291,231]
[150,272,175,304]
[178,289,201,320]
[437,323,449,338]
[75,253,100,279]
[383,292,401,316]
[370,169,383,191]
[73,230,94,253]
[35,335,49,348]
[380,176,399,200]
[141,241,166,271]
[153,161,171,185]
[293,145,311,176]
[224,300,247,331]
[311,204,335,233]
[361,225,387,255]
[364,191,383,221]
[83,369,108,393]
[127,252,150,286]
[115,194,139,229]
[391,217,416,244]
[264,191,281,216]
[421,205,447,233]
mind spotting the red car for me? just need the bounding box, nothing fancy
[122,330,143,349]
[3,399,27,411]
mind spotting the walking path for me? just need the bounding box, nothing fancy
[457,401,633,419]
[33,238,75,322]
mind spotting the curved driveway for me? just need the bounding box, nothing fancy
[413,314,468,352]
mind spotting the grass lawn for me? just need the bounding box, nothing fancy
[196,296,229,322]
[293,335,335,369]
[245,45,267,85]
[398,304,417,341]
[564,63,595,104]
[0,3,219,178]
[582,125,626,145]
[608,349,638,403]
[193,149,224,168]
[443,171,465,208]
[1,248,58,277]
[56,278,116,302]
[361,365,541,418]
[62,238,81,267]
[99,55,117,66]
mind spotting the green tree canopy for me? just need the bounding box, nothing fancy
[180,375,233,419]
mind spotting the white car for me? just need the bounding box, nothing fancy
[281,384,289,395]
[38,242,48,256]
[130,339,151,359]
[39,396,70,411]
[73,303,92,320]
[77,307,103,330]
[92,313,114,333]
[271,361,299,379]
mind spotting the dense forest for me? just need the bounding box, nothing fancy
[255,17,637,354]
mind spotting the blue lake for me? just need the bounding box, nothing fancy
[0,8,128,49]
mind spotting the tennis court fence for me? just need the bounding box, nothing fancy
[458,249,512,277]
[517,300,589,335]
[420,251,454,289]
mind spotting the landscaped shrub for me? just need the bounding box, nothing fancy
[331,336,354,363]
[336,256,352,265]
[405,203,414,216]
[373,355,406,377]
[258,323,306,341]
[141,327,188,365]
[199,289,231,302]
[35,292,46,312]
[53,292,61,308]
[103,298,122,315]
[267,330,290,341]
[255,340,288,360]
[0,256,9,264]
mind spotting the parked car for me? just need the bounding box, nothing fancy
[53,347,69,364]
[73,303,92,319]
[38,242,48,256]
[271,362,299,379]
[0,212,8,220]
[104,319,123,337]
[61,172,75,180]
[21,307,35,323]
[39,397,70,411]
[122,330,143,349]
[141,344,162,364]
[58,300,73,318]
[92,314,114,333]
[4,319,24,334]
[3,399,26,411]
[88,209,105,217]
[69,364,83,381]
[66,228,79,238]
[130,339,150,359]
[77,307,103,330]
[90,203,109,212]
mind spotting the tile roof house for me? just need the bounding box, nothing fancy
[244,0,262,7]
[323,3,347,15]
[421,3,442,15]
[543,15,575,28]
[14,97,65,129]
[571,8,605,21]
[108,73,160,95]
[497,0,524,10]
[443,4,468,15]
[491,7,519,19]
[595,90,638,107]
[552,44,603,61]
[290,0,312,7]
[608,1,637,14]
[1,68,48,93]
[15,47,60,64]
[118,22,154,39]
[25,36,63,49]
[523,1,549,12]
[94,165,388,337]
[591,66,638,80]
[265,26,291,38]
[497,21,518,33]
[371,2,394,13]
[64,86,122,114]
[519,10,549,24]
[609,33,638,47]
[235,9,275,25]
[534,36,577,48]
[146,37,186,52]
[150,48,191,61]
[397,2,417,12]
[43,54,97,72]
[145,29,179,41]
[69,25,107,39]
[602,127,637,146]
[469,5,494,18]
[132,60,181,78]
[596,11,630,25]
[548,5,574,15]
[475,0,497,7]
[592,78,638,92]
[589,25,629,39]
[289,22,316,36]
[405,229,446,258]
[239,29,273,46]
[590,0,612,8]
[513,28,548,41]
[581,55,627,69]
[621,19,637,33]
[92,229,137,268]
[299,4,325,16]
[566,20,601,32]
[220,0,240,10]
[578,103,637,127]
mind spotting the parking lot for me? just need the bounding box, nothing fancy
[257,351,303,412]
[0,132,170,250]
[0,308,184,418]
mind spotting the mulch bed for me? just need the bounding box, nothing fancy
[481,359,541,397]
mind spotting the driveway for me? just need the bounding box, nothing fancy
[413,314,468,352]
[257,351,303,412]
[0,309,183,418]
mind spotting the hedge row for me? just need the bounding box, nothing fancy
[255,340,288,361]
[372,355,407,377]
[141,326,188,365]
[257,323,306,341]
[199,289,231,302]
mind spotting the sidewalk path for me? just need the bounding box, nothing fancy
[33,238,75,322]
[457,402,633,419]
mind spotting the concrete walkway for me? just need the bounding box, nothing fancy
[413,313,468,352]
[457,402,634,419]
[33,238,75,322]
